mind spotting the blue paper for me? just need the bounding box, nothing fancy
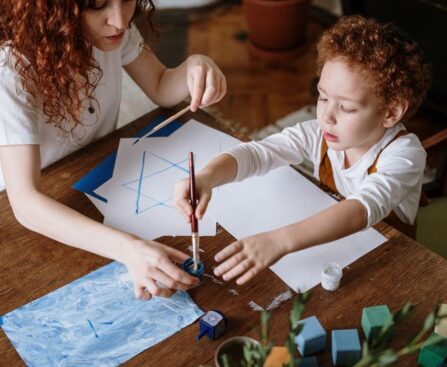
[1,262,204,366]
[72,116,183,202]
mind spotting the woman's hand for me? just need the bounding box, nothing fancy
[173,173,213,222]
[213,231,289,285]
[186,55,227,112]
[123,239,200,300]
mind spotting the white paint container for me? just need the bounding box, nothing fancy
[321,263,342,291]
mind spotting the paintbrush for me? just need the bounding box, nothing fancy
[189,152,200,270]
[132,105,190,145]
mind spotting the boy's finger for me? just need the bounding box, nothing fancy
[196,192,211,219]
[222,258,253,282]
[214,241,242,263]
[236,266,259,285]
[214,251,244,277]
[178,202,193,220]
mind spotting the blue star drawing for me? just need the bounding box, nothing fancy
[120,150,190,214]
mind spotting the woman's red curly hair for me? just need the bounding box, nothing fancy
[316,15,431,119]
[0,0,156,135]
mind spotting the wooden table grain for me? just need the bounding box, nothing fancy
[1,106,446,366]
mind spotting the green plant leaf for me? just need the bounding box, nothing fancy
[423,312,436,331]
[261,311,272,344]
[377,349,399,365]
[220,353,231,367]
[393,303,413,323]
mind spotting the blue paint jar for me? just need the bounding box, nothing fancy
[182,257,204,285]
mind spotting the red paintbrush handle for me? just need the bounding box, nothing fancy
[189,152,198,233]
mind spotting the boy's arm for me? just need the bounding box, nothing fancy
[200,153,238,188]
[0,144,199,299]
[214,199,367,284]
[124,45,226,112]
[278,199,367,252]
[174,153,237,221]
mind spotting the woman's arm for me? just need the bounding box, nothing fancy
[0,144,199,299]
[124,45,226,112]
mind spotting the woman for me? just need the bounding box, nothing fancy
[0,0,226,299]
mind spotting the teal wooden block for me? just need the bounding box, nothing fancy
[332,329,361,366]
[295,316,327,356]
[361,305,392,342]
[298,356,318,366]
[418,333,447,367]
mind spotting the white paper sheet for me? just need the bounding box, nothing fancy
[208,166,387,292]
[97,120,240,239]
[85,193,108,215]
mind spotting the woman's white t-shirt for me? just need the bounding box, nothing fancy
[0,24,144,191]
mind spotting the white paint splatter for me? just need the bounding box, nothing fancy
[228,289,239,296]
[266,289,293,311]
[204,273,224,285]
[248,301,264,311]
[188,245,205,254]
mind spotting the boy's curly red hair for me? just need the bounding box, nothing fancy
[316,15,431,120]
[0,0,155,135]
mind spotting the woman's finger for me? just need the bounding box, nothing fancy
[152,268,190,291]
[200,69,218,107]
[157,251,199,286]
[162,245,190,264]
[134,284,152,300]
[217,73,227,102]
[145,278,174,298]
[189,65,206,112]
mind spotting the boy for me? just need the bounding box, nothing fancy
[174,15,431,285]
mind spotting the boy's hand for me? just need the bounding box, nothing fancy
[123,240,200,300]
[213,231,288,285]
[186,55,227,112]
[173,174,213,222]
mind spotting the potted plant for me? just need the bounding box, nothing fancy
[242,0,311,60]
[214,292,446,367]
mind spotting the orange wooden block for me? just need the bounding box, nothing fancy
[264,346,290,367]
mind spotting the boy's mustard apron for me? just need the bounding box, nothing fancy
[318,131,420,239]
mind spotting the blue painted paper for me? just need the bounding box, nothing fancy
[1,261,204,367]
[72,116,183,202]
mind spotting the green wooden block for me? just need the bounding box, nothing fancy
[418,333,447,367]
[361,305,392,342]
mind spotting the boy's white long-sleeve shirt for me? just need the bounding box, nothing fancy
[225,119,426,228]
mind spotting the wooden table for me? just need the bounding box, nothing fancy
[1,106,446,366]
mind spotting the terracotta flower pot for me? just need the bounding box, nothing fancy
[243,0,310,60]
